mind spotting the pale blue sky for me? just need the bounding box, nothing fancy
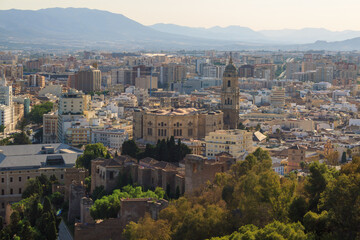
[0,0,359,31]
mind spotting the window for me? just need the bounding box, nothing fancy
[1,178,3,183]
[1,189,4,195]
[1,203,4,209]
[147,128,152,136]
[109,172,114,180]
[19,188,22,194]
[10,177,13,183]
[61,174,64,180]
[188,129,193,136]
[10,189,13,195]
[19,177,21,182]
[228,80,231,87]
[27,176,30,180]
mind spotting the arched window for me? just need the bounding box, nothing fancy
[227,80,231,87]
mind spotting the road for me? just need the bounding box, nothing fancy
[58,220,73,240]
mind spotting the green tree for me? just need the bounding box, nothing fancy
[341,152,347,163]
[76,143,108,171]
[12,132,31,145]
[304,162,336,212]
[210,221,309,240]
[0,125,6,134]
[123,214,171,240]
[22,179,43,198]
[91,186,107,201]
[43,196,52,213]
[90,185,164,220]
[121,140,140,158]
[28,102,54,124]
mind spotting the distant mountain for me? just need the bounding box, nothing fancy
[150,24,360,45]
[300,37,360,51]
[1,8,360,51]
[260,28,360,44]
[150,23,267,43]
[0,8,243,50]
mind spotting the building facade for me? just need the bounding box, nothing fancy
[221,57,240,129]
[75,66,101,93]
[205,129,253,159]
[133,108,223,143]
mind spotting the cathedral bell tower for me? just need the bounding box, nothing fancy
[221,56,239,129]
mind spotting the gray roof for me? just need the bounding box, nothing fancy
[0,143,83,171]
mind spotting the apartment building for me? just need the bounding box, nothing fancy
[205,129,253,159]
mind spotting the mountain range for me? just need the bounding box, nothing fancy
[1,8,360,51]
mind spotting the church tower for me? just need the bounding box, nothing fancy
[221,56,239,129]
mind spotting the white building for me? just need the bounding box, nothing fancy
[92,128,129,149]
[205,129,253,159]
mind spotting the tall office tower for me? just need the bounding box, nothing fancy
[221,57,240,130]
[75,66,101,93]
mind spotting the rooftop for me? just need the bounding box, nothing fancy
[0,143,83,171]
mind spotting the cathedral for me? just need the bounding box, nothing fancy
[221,57,240,129]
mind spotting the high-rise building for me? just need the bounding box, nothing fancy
[286,61,301,79]
[75,66,101,93]
[111,68,132,85]
[43,112,58,143]
[57,89,88,143]
[238,64,254,78]
[221,57,239,130]
[27,74,45,88]
[0,75,14,132]
[270,87,285,108]
[0,76,12,106]
[135,75,158,90]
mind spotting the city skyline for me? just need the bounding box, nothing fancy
[1,0,360,31]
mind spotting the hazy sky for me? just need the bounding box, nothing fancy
[1,0,359,31]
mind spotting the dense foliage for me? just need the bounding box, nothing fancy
[76,143,110,171]
[210,221,309,240]
[90,185,165,220]
[0,175,62,240]
[28,101,54,124]
[121,136,191,162]
[123,148,360,240]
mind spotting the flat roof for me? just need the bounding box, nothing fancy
[0,143,83,171]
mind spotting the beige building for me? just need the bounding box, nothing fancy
[270,119,315,132]
[66,127,92,146]
[0,144,83,218]
[205,129,253,159]
[75,66,101,93]
[287,145,307,173]
[271,87,285,108]
[133,108,223,143]
[135,76,158,90]
[43,112,58,143]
